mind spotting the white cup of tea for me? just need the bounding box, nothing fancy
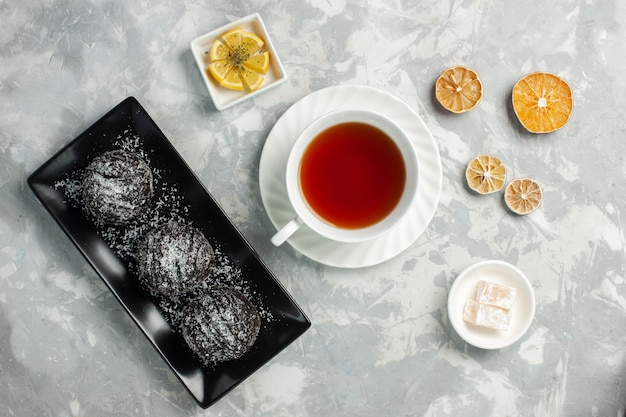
[271,108,419,246]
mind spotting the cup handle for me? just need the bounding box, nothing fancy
[271,217,304,246]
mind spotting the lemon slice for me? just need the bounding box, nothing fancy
[244,51,270,73]
[435,66,483,113]
[207,61,243,91]
[209,39,231,60]
[465,155,506,194]
[239,67,264,91]
[220,28,243,48]
[207,28,270,92]
[220,68,245,91]
[512,72,573,133]
[241,31,265,54]
[207,60,231,80]
[504,178,543,215]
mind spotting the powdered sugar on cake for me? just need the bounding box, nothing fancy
[136,221,215,297]
[54,129,270,367]
[82,149,154,225]
[182,286,261,365]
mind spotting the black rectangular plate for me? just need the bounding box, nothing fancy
[27,97,310,408]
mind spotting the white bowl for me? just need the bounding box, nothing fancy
[189,13,287,111]
[447,260,536,349]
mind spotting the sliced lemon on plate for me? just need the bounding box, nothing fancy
[207,61,243,91]
[239,67,264,91]
[244,51,270,73]
[240,31,265,54]
[207,28,270,92]
[221,28,244,48]
[465,155,507,194]
[209,38,231,60]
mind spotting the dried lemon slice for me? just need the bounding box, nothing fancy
[465,155,506,194]
[504,178,543,215]
[512,72,573,133]
[435,66,483,113]
[207,28,270,91]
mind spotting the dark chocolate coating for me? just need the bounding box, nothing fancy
[136,222,214,296]
[82,150,153,225]
[182,286,261,365]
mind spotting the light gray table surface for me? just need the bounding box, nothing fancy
[2,0,626,416]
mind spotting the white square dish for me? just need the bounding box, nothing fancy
[190,13,287,111]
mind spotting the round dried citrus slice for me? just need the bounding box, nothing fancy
[465,155,506,194]
[435,66,483,113]
[504,178,543,215]
[207,28,270,92]
[512,72,573,133]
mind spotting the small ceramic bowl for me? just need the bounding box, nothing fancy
[190,13,287,111]
[448,260,536,350]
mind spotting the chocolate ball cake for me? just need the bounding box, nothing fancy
[136,222,214,297]
[182,286,261,365]
[82,149,153,225]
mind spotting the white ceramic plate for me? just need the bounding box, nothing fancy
[259,85,442,268]
[190,13,287,111]
[448,260,536,349]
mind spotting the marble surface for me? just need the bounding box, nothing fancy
[1,0,626,416]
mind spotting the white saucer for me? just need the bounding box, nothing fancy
[259,85,442,268]
[447,260,536,349]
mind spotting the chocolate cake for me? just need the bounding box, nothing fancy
[82,149,153,225]
[136,222,214,297]
[182,286,261,365]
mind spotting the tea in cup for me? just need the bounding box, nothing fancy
[271,108,418,246]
